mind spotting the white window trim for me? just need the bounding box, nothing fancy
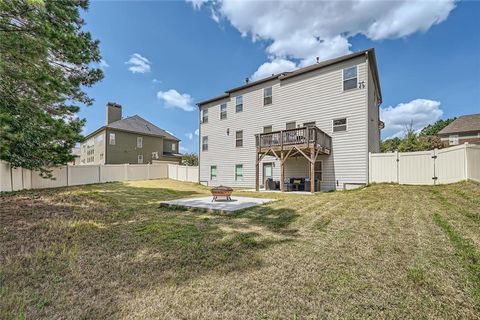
[172,143,176,151]
[109,133,116,145]
[137,137,143,148]
[202,136,208,151]
[202,108,208,124]
[137,155,144,164]
[235,130,243,148]
[235,164,244,181]
[220,103,227,120]
[342,65,358,91]
[332,118,348,133]
[235,96,243,113]
[449,134,459,145]
[210,165,217,180]
[263,87,273,105]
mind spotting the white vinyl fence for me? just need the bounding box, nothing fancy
[0,162,199,192]
[369,144,480,185]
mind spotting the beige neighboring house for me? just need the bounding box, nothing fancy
[438,114,480,147]
[197,48,383,192]
[70,147,81,165]
[80,102,181,165]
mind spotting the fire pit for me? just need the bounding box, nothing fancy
[210,186,233,202]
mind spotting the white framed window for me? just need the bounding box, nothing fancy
[137,155,144,164]
[172,143,176,151]
[263,125,272,133]
[235,95,243,113]
[152,151,159,159]
[333,118,347,132]
[235,130,243,147]
[137,137,143,148]
[202,108,208,123]
[343,66,357,91]
[109,133,116,145]
[315,160,323,181]
[202,136,208,151]
[235,164,243,181]
[210,165,217,180]
[220,103,227,120]
[286,121,296,130]
[449,134,459,145]
[263,87,272,105]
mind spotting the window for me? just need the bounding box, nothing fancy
[235,164,243,181]
[235,96,243,113]
[314,160,323,181]
[210,165,217,180]
[202,136,208,151]
[263,125,272,133]
[100,153,104,160]
[202,108,208,123]
[220,103,227,120]
[137,155,143,164]
[333,118,347,132]
[152,151,159,159]
[343,66,357,91]
[137,137,143,148]
[235,130,243,147]
[304,121,316,127]
[286,121,296,130]
[172,143,176,151]
[449,134,459,145]
[109,133,116,145]
[263,87,272,105]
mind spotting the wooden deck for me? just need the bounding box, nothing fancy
[254,126,332,193]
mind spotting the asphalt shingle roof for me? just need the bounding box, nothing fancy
[438,114,480,135]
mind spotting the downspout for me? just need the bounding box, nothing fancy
[197,105,201,185]
[365,51,370,185]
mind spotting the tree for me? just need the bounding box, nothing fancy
[419,118,456,136]
[0,0,103,176]
[380,137,402,153]
[181,153,198,166]
[397,129,430,152]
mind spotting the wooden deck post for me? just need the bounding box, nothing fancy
[280,151,285,192]
[310,148,315,194]
[255,153,259,191]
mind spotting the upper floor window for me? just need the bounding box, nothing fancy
[449,134,459,145]
[235,96,243,113]
[235,130,243,147]
[202,108,208,123]
[210,165,217,180]
[202,136,208,151]
[220,103,227,120]
[172,143,176,151]
[333,118,347,132]
[343,66,357,91]
[286,121,296,130]
[263,125,272,133]
[304,121,316,127]
[235,164,243,181]
[109,133,116,145]
[263,87,272,105]
[137,137,143,148]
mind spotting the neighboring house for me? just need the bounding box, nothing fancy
[197,48,382,192]
[80,102,181,165]
[438,114,480,146]
[69,147,81,165]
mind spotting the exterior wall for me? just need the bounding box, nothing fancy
[367,63,381,153]
[440,132,480,146]
[163,139,179,154]
[199,55,376,190]
[105,129,164,164]
[80,130,106,165]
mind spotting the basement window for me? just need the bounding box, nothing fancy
[235,164,243,181]
[343,66,357,91]
[210,165,217,180]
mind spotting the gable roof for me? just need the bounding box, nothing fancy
[197,48,382,106]
[85,115,180,141]
[438,114,480,135]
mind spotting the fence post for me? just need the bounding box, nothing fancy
[98,164,101,183]
[147,163,151,180]
[124,164,128,180]
[368,152,371,183]
[186,166,189,182]
[464,143,469,180]
[9,162,13,192]
[395,151,399,184]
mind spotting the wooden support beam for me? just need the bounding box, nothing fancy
[293,146,314,164]
[255,154,260,191]
[282,148,294,164]
[310,147,315,194]
[280,151,285,192]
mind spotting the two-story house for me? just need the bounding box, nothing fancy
[438,114,480,146]
[197,49,382,192]
[80,102,181,165]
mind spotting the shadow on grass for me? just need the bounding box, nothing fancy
[0,182,299,318]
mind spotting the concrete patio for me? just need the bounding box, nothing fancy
[160,196,274,213]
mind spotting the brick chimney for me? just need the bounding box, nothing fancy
[106,102,122,124]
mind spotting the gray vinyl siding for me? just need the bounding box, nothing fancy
[199,55,376,190]
[105,129,164,164]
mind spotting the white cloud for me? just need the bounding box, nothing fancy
[157,89,195,112]
[186,0,208,10]
[251,58,297,81]
[380,99,443,138]
[99,59,109,70]
[185,132,194,140]
[198,0,456,80]
[126,53,151,74]
[195,129,199,136]
[152,78,162,84]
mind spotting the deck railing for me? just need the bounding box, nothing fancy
[255,126,332,151]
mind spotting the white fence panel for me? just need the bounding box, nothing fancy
[398,150,435,185]
[168,164,178,180]
[31,166,67,189]
[127,165,149,181]
[149,164,168,179]
[100,164,127,182]
[436,145,466,184]
[0,161,12,192]
[68,165,100,186]
[466,144,480,182]
[187,166,199,182]
[369,152,397,183]
[177,166,187,181]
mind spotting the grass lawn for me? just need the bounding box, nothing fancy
[1,179,479,319]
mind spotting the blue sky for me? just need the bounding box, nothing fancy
[80,1,480,152]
